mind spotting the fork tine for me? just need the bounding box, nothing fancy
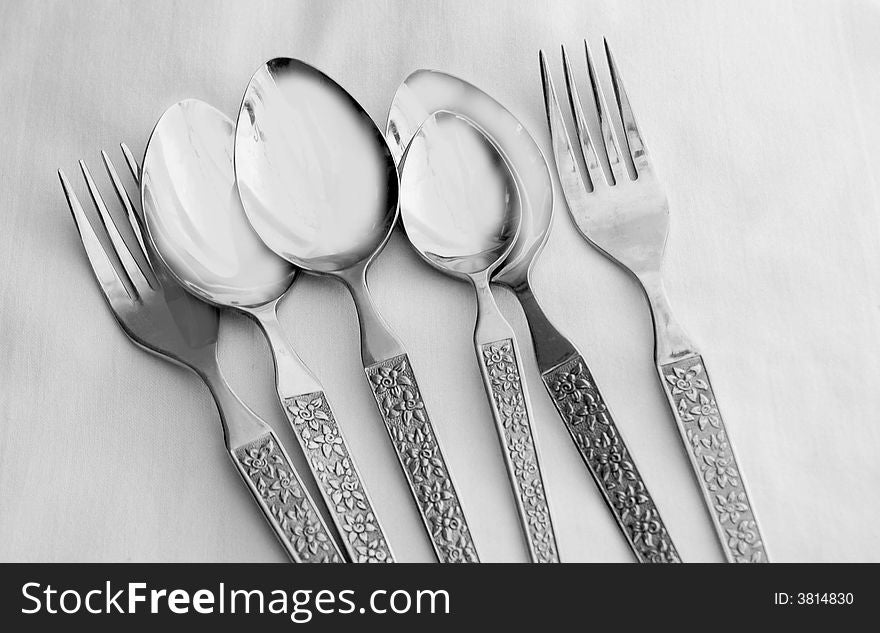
[59,169,133,308]
[119,142,167,272]
[540,51,594,219]
[560,45,604,190]
[120,142,141,189]
[604,39,651,177]
[581,39,630,185]
[80,159,152,299]
[101,150,155,287]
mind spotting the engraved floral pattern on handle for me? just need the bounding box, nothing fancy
[660,356,768,563]
[542,355,679,563]
[283,392,393,563]
[480,339,560,563]
[366,355,479,563]
[233,433,343,563]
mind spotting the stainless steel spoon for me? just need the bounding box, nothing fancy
[399,111,560,563]
[142,99,394,563]
[234,58,479,563]
[387,70,680,563]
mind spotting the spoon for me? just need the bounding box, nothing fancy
[387,70,680,562]
[398,111,560,563]
[141,98,394,564]
[234,58,479,563]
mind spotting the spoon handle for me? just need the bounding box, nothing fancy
[473,277,560,562]
[542,355,681,562]
[366,354,480,563]
[281,391,395,563]
[253,306,395,563]
[515,283,680,562]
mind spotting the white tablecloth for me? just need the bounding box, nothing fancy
[1,0,878,562]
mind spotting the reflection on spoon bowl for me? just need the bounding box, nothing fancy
[386,69,552,286]
[235,58,398,274]
[142,99,295,308]
[399,111,521,279]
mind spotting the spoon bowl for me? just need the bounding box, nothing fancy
[399,111,521,279]
[235,58,398,273]
[142,99,295,308]
[386,69,553,287]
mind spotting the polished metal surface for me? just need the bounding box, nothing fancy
[235,58,479,562]
[542,39,768,562]
[386,70,554,289]
[142,101,294,308]
[399,111,519,277]
[399,111,560,563]
[387,70,680,562]
[59,146,343,563]
[142,100,394,563]
[235,58,397,274]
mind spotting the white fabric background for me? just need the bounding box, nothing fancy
[1,0,878,563]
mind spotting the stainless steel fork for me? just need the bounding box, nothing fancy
[541,40,768,562]
[58,145,344,563]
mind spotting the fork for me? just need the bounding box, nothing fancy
[541,40,768,562]
[58,145,344,563]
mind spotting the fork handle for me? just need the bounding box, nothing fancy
[542,354,680,562]
[203,367,344,563]
[658,355,768,563]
